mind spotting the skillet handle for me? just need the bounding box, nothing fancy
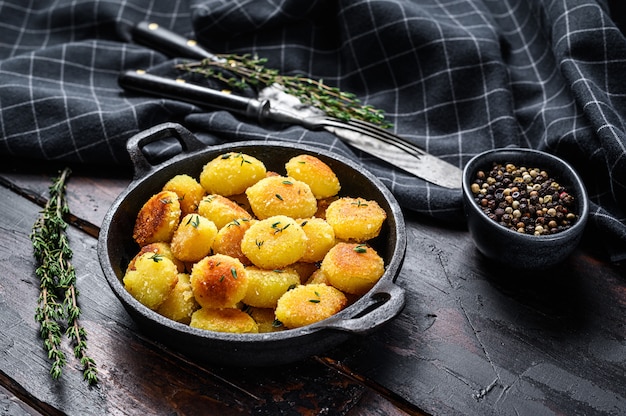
[126,122,205,179]
[319,280,405,334]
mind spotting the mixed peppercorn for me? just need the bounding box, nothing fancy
[470,162,578,235]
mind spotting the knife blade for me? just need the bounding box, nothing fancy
[119,70,462,188]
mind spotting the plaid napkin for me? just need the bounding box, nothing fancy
[1,0,625,261]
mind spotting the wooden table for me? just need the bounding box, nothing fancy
[1,156,625,416]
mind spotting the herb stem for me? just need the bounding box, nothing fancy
[31,168,98,385]
[176,55,390,127]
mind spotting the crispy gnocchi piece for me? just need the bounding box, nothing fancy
[190,307,258,333]
[305,268,331,285]
[240,215,307,269]
[190,254,248,309]
[127,242,185,273]
[162,174,205,216]
[170,214,218,262]
[275,284,347,329]
[245,176,317,220]
[133,190,181,246]
[197,194,253,230]
[246,307,282,333]
[156,273,199,324]
[285,154,341,199]
[291,262,320,284]
[298,217,336,263]
[123,251,179,310]
[321,242,385,295]
[325,197,386,242]
[242,267,301,308]
[200,152,266,196]
[212,218,255,265]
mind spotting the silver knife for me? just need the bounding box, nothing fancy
[119,70,462,188]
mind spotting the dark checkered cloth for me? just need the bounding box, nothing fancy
[2,0,625,261]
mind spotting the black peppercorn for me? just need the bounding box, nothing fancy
[470,162,579,236]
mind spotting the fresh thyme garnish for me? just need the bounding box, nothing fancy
[176,54,390,127]
[309,291,321,303]
[149,253,164,262]
[354,244,368,254]
[186,214,200,228]
[30,168,98,386]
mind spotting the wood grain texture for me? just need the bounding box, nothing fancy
[0,182,369,415]
[1,162,625,416]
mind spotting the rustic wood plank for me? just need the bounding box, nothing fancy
[2,159,624,416]
[0,184,370,415]
[326,211,626,415]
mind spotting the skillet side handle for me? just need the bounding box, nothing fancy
[126,122,205,180]
[320,281,405,334]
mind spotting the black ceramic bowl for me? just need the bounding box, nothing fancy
[462,148,589,269]
[98,123,407,366]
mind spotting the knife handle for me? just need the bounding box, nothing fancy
[119,70,269,122]
[132,21,219,61]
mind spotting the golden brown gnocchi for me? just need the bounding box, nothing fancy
[197,194,253,230]
[123,251,179,310]
[245,176,317,219]
[190,307,258,333]
[242,267,301,308]
[275,284,347,329]
[325,197,386,242]
[163,174,205,216]
[285,154,341,199]
[156,273,199,324]
[132,190,181,246]
[321,242,385,295]
[170,214,218,262]
[200,152,266,196]
[240,215,307,269]
[125,151,390,334]
[190,254,248,309]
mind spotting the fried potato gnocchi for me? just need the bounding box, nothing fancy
[285,154,341,199]
[190,254,248,309]
[212,218,255,265]
[190,307,258,333]
[156,273,199,324]
[126,151,391,334]
[242,267,301,308]
[245,176,317,219]
[240,215,307,269]
[275,284,347,329]
[321,242,385,295]
[200,152,266,196]
[246,307,282,333]
[298,217,336,263]
[163,174,205,216]
[197,194,252,229]
[123,251,179,310]
[127,242,185,273]
[325,197,386,242]
[133,190,181,246]
[170,214,218,262]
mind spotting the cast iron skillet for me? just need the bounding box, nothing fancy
[98,122,407,366]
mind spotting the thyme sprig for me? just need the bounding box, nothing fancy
[176,54,391,127]
[31,168,98,386]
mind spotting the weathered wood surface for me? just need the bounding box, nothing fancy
[1,160,625,416]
